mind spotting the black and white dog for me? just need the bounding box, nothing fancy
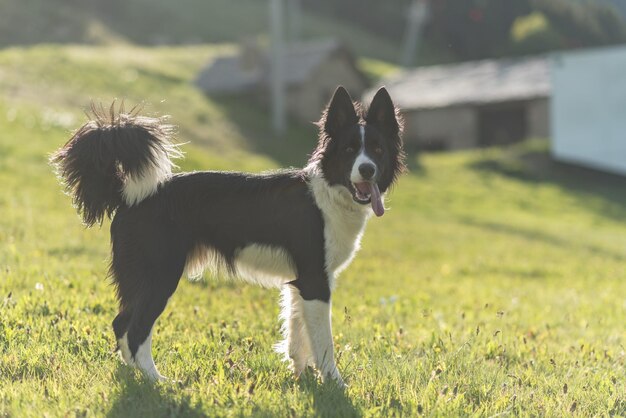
[52,86,404,385]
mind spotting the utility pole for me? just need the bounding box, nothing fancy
[401,0,429,68]
[270,0,286,134]
[287,0,302,41]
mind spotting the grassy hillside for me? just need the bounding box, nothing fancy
[0,0,402,62]
[1,45,625,417]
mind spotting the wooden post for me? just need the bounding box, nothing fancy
[270,0,286,134]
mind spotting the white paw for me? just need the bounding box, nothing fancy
[117,335,135,366]
[289,355,311,378]
[141,368,168,382]
[322,367,346,389]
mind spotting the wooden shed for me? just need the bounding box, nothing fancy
[196,39,369,123]
[366,56,551,151]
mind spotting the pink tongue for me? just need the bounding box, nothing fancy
[357,182,384,217]
[369,182,384,217]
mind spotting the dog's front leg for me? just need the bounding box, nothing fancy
[277,285,313,376]
[301,298,344,387]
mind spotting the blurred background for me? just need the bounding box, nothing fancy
[1,2,626,415]
[2,0,626,171]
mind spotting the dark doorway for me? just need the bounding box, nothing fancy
[478,104,527,146]
[418,136,448,152]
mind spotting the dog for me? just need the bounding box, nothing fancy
[52,86,404,385]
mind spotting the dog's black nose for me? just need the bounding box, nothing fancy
[358,163,376,180]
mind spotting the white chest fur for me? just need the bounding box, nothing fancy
[307,168,371,289]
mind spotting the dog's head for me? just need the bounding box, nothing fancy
[311,86,405,217]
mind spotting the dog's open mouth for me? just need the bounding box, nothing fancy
[353,182,372,203]
[352,182,384,217]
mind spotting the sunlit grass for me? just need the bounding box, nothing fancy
[0,45,625,417]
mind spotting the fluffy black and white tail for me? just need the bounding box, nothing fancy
[51,103,181,226]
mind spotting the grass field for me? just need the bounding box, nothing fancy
[1,0,404,63]
[1,45,625,417]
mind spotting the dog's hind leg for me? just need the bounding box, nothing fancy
[127,320,162,381]
[123,265,183,382]
[119,288,174,380]
[113,254,186,381]
[112,309,133,364]
[109,209,190,381]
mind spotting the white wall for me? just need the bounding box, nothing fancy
[551,46,626,175]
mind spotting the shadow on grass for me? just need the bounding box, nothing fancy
[47,245,102,257]
[405,151,425,176]
[209,95,317,169]
[106,364,359,418]
[297,372,361,418]
[106,364,206,418]
[461,217,626,262]
[245,374,360,418]
[469,141,626,223]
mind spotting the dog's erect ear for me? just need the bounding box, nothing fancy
[366,87,399,135]
[324,86,358,136]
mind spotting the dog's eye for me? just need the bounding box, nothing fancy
[345,147,355,153]
[374,147,383,155]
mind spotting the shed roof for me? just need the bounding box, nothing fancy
[373,56,551,110]
[195,55,262,94]
[196,39,362,94]
[279,39,347,85]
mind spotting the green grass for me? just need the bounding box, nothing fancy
[1,0,402,62]
[1,45,626,417]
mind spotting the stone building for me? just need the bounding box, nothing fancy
[367,56,551,151]
[196,39,369,123]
